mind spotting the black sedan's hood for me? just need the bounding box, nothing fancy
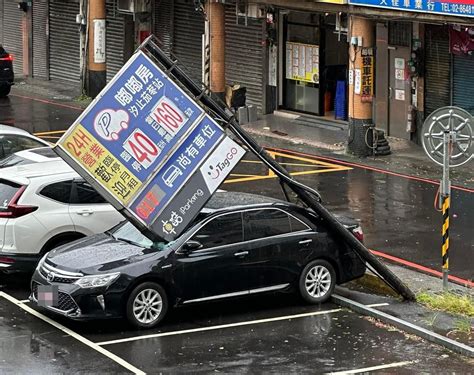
[46,233,159,273]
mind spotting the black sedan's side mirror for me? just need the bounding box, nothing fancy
[182,240,203,253]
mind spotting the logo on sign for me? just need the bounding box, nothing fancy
[200,137,245,193]
[180,188,204,215]
[206,147,239,180]
[162,211,183,235]
[94,109,129,141]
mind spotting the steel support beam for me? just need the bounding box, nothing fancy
[140,37,416,301]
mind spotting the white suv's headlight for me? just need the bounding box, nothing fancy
[74,272,120,289]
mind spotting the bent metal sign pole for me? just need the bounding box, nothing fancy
[54,50,245,241]
[137,36,416,301]
[422,106,474,290]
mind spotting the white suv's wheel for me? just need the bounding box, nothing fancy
[126,282,168,329]
[299,260,336,303]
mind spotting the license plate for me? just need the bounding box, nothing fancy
[37,285,59,308]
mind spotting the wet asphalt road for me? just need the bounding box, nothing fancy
[1,93,473,280]
[1,276,473,374]
[227,151,474,281]
[1,93,474,372]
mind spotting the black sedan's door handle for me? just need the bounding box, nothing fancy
[299,239,313,245]
[234,251,249,257]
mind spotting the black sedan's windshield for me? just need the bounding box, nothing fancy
[110,222,167,250]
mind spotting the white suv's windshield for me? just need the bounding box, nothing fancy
[0,154,30,168]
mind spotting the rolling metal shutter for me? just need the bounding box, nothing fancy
[225,1,264,113]
[453,54,474,114]
[424,25,450,117]
[32,0,49,79]
[49,0,80,83]
[173,0,204,84]
[0,1,3,44]
[1,0,24,75]
[106,0,125,82]
[153,0,173,55]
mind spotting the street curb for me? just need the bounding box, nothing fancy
[332,294,474,358]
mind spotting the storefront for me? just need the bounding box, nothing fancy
[280,11,349,119]
[48,0,81,83]
[425,24,474,116]
[225,0,265,113]
[32,0,49,79]
[106,0,133,83]
[349,0,474,142]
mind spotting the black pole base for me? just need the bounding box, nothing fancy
[86,69,106,98]
[347,117,374,157]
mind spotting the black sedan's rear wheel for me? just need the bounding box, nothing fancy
[0,84,11,97]
[299,259,336,304]
[126,282,168,329]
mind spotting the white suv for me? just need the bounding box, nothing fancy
[0,159,123,273]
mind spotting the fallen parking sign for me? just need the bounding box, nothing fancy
[149,136,246,241]
[129,117,225,226]
[55,50,245,240]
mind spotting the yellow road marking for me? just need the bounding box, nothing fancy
[37,136,62,139]
[241,160,334,168]
[33,130,67,136]
[28,135,349,184]
[226,150,351,184]
[229,173,262,177]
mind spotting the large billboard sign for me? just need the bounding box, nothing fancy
[55,51,245,241]
[348,0,474,17]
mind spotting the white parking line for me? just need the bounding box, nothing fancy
[328,360,416,374]
[0,292,145,375]
[97,302,388,347]
[97,307,343,346]
[364,302,389,308]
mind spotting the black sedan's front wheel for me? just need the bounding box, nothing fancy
[299,259,336,304]
[126,282,168,329]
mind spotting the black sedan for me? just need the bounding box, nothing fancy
[30,192,365,329]
[0,45,14,97]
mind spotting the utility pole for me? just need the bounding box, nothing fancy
[87,0,106,97]
[347,16,375,157]
[206,0,225,100]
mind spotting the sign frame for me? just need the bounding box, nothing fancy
[54,50,245,241]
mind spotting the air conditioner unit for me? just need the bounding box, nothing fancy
[117,0,148,14]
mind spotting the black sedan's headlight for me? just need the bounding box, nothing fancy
[74,272,120,289]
